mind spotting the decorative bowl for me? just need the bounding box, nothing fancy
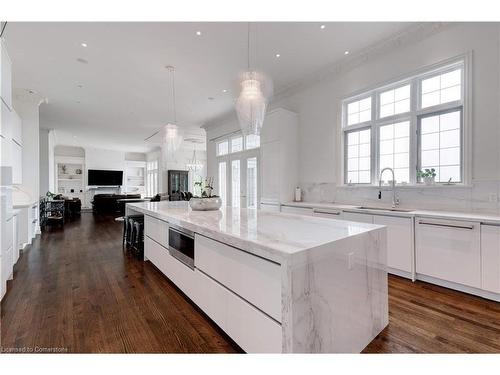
[189,197,222,211]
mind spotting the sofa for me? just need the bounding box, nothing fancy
[91,194,141,214]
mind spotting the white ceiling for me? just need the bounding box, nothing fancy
[3,22,415,152]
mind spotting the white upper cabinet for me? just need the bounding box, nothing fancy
[481,225,500,294]
[260,109,299,204]
[0,40,12,110]
[416,218,481,288]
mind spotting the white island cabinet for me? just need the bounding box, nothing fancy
[128,201,388,353]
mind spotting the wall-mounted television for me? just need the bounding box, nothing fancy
[88,169,123,186]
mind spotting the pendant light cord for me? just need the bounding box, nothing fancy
[247,22,250,71]
[171,68,177,123]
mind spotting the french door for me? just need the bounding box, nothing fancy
[218,150,259,209]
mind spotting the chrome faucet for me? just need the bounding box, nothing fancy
[378,167,400,208]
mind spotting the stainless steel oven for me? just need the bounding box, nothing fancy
[168,224,195,269]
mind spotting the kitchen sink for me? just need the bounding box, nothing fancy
[356,206,414,213]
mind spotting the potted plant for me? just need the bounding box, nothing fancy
[417,168,436,185]
[189,177,222,211]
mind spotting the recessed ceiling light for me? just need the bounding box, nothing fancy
[275,53,281,58]
[344,50,350,55]
[196,31,202,36]
[320,25,326,29]
[81,42,87,47]
[222,89,228,93]
[208,97,214,101]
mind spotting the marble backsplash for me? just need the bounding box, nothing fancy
[300,180,500,215]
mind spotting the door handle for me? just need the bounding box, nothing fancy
[418,220,474,230]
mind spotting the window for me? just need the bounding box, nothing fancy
[231,136,243,153]
[146,160,159,197]
[419,109,462,183]
[342,59,466,185]
[231,160,240,208]
[217,140,229,156]
[245,134,260,149]
[345,128,371,184]
[215,131,260,207]
[379,84,410,118]
[421,68,461,109]
[347,97,371,126]
[379,121,410,184]
[246,157,258,208]
[218,161,227,205]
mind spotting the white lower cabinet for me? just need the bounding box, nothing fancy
[194,270,282,353]
[373,215,413,274]
[195,234,282,322]
[144,219,283,353]
[281,205,313,216]
[480,225,500,294]
[416,218,481,288]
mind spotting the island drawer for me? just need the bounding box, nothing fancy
[194,269,282,353]
[145,236,196,297]
[144,215,169,245]
[195,235,282,322]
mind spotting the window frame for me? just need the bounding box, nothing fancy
[341,56,469,186]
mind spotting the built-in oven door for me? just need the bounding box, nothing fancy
[168,226,195,269]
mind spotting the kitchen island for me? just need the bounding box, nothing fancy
[127,201,388,353]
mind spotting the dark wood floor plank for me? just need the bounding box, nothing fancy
[1,212,499,353]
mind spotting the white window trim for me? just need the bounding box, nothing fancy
[339,53,471,187]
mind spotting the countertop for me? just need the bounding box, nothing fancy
[281,201,500,225]
[128,201,384,263]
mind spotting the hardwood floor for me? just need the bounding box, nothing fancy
[1,212,499,353]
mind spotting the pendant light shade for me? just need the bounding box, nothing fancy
[235,72,267,136]
[161,66,183,158]
[162,123,183,155]
[235,23,272,136]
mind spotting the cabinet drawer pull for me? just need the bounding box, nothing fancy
[418,220,474,230]
[313,209,341,215]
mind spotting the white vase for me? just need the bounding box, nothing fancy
[189,197,222,211]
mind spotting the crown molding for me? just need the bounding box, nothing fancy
[13,87,48,106]
[203,22,455,131]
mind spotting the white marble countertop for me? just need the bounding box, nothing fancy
[282,201,500,225]
[128,201,384,263]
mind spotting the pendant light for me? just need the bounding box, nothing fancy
[235,23,271,136]
[162,66,183,156]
